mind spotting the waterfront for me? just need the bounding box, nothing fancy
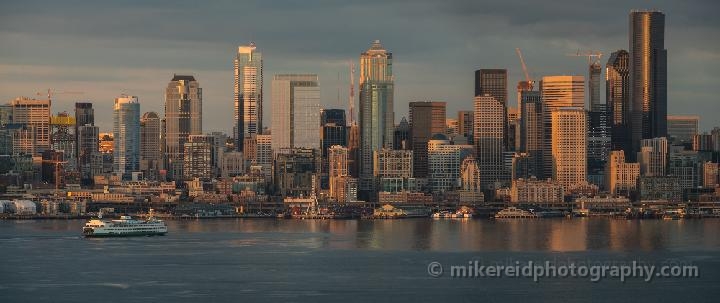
[1,218,720,302]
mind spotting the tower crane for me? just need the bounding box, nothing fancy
[566,50,603,66]
[37,89,84,103]
[515,48,534,91]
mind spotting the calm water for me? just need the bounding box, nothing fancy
[1,218,720,302]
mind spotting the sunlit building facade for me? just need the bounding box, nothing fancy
[359,40,394,200]
[551,107,587,189]
[629,11,667,155]
[112,95,140,180]
[271,74,320,151]
[234,42,263,152]
[164,75,202,180]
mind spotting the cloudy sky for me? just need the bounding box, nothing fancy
[1,0,718,133]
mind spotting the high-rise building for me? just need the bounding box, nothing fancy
[77,124,100,183]
[474,69,507,105]
[113,95,140,180]
[519,91,545,179]
[234,42,263,152]
[320,109,347,189]
[393,117,410,150]
[50,113,76,171]
[75,102,94,169]
[10,97,51,156]
[541,76,585,178]
[427,135,474,193]
[374,148,414,193]
[507,107,520,152]
[321,109,347,153]
[588,62,602,110]
[540,76,585,109]
[328,145,350,200]
[273,148,318,198]
[255,134,273,179]
[638,137,668,176]
[606,50,632,157]
[551,107,587,189]
[629,11,667,155]
[140,112,161,180]
[457,111,474,144]
[667,115,699,145]
[409,101,446,178]
[164,75,202,180]
[183,135,212,180]
[359,40,394,200]
[474,95,506,190]
[271,74,320,151]
[605,150,640,195]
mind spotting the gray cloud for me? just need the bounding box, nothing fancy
[0,0,718,132]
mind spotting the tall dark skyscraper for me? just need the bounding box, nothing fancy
[320,109,347,189]
[393,117,410,150]
[75,102,98,184]
[606,50,632,158]
[629,11,667,156]
[409,101,446,178]
[519,91,546,179]
[474,69,508,105]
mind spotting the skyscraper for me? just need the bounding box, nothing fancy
[164,75,202,180]
[234,42,263,152]
[75,102,94,168]
[359,40,394,200]
[321,109,347,189]
[606,50,632,157]
[629,11,667,155]
[474,95,506,190]
[271,74,321,151]
[519,91,546,179]
[667,115,699,145]
[540,76,585,110]
[551,107,587,189]
[140,111,162,180]
[393,117,410,150]
[113,95,140,180]
[427,135,473,193]
[328,145,350,200]
[457,111,474,144]
[10,97,50,156]
[409,101,446,178]
[541,76,585,177]
[474,69,508,105]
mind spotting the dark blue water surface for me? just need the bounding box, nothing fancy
[1,218,719,302]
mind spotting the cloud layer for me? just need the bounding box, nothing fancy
[1,0,718,132]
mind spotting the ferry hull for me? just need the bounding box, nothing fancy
[83,230,167,237]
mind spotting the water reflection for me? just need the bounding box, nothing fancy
[3,218,720,252]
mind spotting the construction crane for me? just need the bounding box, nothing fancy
[36,89,84,103]
[566,50,603,66]
[348,60,356,125]
[515,48,534,91]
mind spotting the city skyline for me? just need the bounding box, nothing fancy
[1,1,718,133]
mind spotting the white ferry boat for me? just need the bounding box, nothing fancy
[494,207,538,219]
[83,211,167,237]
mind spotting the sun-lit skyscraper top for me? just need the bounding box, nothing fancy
[540,76,585,110]
[234,42,263,153]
